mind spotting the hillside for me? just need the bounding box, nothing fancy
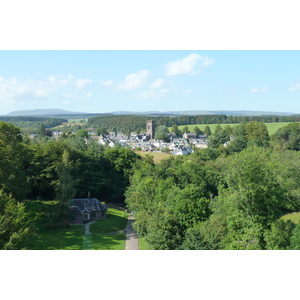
[7,108,86,116]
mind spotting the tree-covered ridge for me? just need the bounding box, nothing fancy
[0,116,68,126]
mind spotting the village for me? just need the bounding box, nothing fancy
[46,120,209,155]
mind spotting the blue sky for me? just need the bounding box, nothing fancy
[1,50,300,115]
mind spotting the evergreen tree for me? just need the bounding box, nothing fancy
[204,125,212,136]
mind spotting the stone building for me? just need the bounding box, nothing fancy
[70,198,107,224]
[146,120,156,139]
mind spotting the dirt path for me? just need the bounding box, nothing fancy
[125,216,139,250]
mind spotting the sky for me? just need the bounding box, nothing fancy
[1,50,300,115]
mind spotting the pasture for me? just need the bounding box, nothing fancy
[176,122,293,136]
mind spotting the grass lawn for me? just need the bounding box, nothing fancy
[281,212,300,224]
[90,208,128,233]
[25,201,128,250]
[138,237,148,250]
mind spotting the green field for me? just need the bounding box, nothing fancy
[25,201,128,250]
[176,122,293,136]
[281,212,300,224]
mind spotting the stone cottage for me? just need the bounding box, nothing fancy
[70,198,107,224]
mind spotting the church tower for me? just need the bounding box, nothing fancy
[146,120,155,139]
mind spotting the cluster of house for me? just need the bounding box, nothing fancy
[29,121,209,155]
[89,131,208,155]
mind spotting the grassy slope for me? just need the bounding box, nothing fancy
[25,201,128,250]
[175,122,293,136]
[281,212,300,224]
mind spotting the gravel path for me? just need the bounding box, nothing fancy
[125,216,139,250]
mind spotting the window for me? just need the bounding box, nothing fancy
[92,213,96,218]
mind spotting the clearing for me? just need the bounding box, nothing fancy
[281,212,300,224]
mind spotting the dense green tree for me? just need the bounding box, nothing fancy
[203,125,212,136]
[171,124,180,136]
[218,147,285,225]
[37,123,46,136]
[272,122,300,150]
[182,126,189,133]
[214,124,223,134]
[208,129,229,148]
[194,148,221,161]
[54,150,78,225]
[289,223,300,249]
[0,191,32,249]
[264,220,295,250]
[76,129,89,138]
[155,125,170,142]
[96,127,109,136]
[245,121,269,147]
[0,122,29,200]
[193,126,203,136]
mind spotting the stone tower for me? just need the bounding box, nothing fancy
[146,120,155,139]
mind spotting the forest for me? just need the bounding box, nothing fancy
[1,120,300,249]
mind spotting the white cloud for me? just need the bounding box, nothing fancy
[150,78,165,89]
[101,80,113,87]
[47,74,92,88]
[0,74,93,108]
[47,74,74,86]
[75,78,92,88]
[139,87,172,99]
[138,77,173,99]
[64,91,93,100]
[250,86,269,94]
[165,53,214,76]
[181,89,192,94]
[0,77,52,105]
[289,83,300,91]
[117,69,150,90]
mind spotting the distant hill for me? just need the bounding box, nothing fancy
[7,108,86,116]
[7,108,299,117]
[112,110,298,116]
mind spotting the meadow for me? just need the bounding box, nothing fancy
[176,122,293,136]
